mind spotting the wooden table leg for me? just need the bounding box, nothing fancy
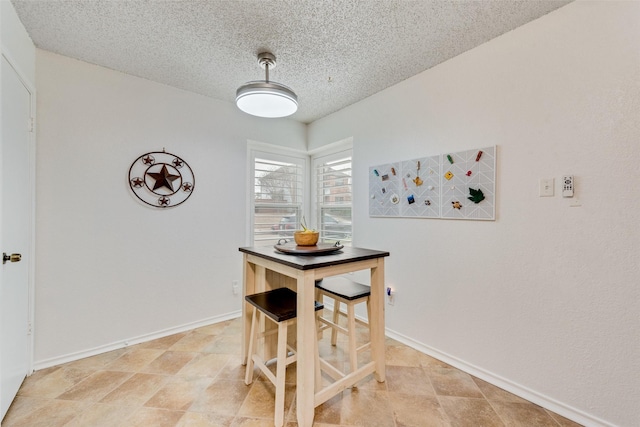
[296,270,316,427]
[241,254,256,365]
[370,258,386,382]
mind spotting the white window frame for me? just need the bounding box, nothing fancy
[247,142,310,246]
[310,139,353,245]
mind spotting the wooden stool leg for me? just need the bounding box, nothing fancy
[315,312,322,392]
[331,300,340,346]
[316,289,324,340]
[274,321,288,427]
[347,302,358,372]
[244,308,258,385]
[366,298,372,337]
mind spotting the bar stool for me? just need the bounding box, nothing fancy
[315,277,371,375]
[244,287,323,427]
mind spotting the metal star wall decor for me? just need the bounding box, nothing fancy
[128,150,195,208]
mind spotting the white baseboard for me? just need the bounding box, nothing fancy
[33,311,241,371]
[384,328,616,427]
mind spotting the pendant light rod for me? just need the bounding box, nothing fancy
[258,52,276,82]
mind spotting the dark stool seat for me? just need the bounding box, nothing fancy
[245,287,323,322]
[315,277,372,377]
[315,277,371,300]
[244,287,323,427]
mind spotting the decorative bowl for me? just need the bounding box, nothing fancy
[293,231,319,246]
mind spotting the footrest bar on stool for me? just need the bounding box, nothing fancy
[314,361,376,408]
[319,358,347,381]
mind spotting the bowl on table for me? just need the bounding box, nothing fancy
[293,231,319,246]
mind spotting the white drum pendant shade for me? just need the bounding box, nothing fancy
[236,81,298,118]
[236,52,298,118]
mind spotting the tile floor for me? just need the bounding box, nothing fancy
[3,315,582,427]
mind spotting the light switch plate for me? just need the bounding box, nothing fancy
[539,178,554,197]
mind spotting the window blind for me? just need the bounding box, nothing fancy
[314,152,352,244]
[253,155,304,245]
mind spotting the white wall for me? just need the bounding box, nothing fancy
[34,50,306,366]
[309,1,639,426]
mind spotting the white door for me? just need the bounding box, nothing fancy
[1,55,33,420]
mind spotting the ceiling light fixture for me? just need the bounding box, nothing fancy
[236,52,298,118]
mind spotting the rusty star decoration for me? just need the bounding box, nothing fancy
[129,151,195,208]
[130,177,144,188]
[142,155,155,165]
[147,165,180,192]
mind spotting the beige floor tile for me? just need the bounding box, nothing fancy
[125,407,185,427]
[339,388,395,426]
[55,370,133,402]
[3,396,48,426]
[216,356,255,381]
[202,334,242,354]
[472,378,529,404]
[194,321,235,336]
[62,402,138,427]
[230,417,276,427]
[170,333,219,352]
[385,365,436,396]
[546,410,584,427]
[178,353,233,378]
[489,401,560,426]
[429,366,484,398]
[389,393,450,427]
[5,318,585,427]
[2,396,88,427]
[286,389,344,425]
[17,365,59,385]
[386,344,429,367]
[141,351,199,375]
[174,411,235,427]
[237,378,295,419]
[99,372,169,406]
[145,376,213,411]
[438,396,504,427]
[104,347,165,372]
[418,353,453,370]
[188,378,251,416]
[17,367,93,398]
[137,332,190,350]
[350,373,387,392]
[60,348,128,371]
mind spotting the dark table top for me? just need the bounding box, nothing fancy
[239,245,389,270]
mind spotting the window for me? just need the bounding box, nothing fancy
[250,150,306,246]
[313,149,352,245]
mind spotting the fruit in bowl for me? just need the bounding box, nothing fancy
[294,230,319,246]
[294,216,319,245]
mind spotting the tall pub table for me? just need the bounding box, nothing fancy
[239,245,389,427]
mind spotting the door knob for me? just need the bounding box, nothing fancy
[2,253,22,264]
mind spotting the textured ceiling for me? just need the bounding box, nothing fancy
[11,0,572,123]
